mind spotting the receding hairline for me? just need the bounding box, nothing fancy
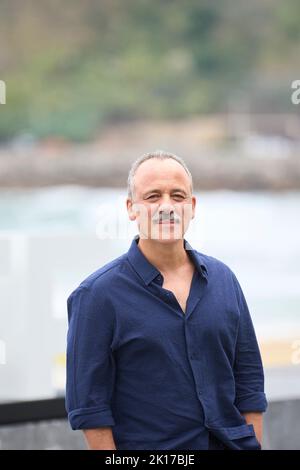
[127,150,193,199]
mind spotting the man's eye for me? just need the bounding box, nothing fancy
[173,194,184,199]
[147,195,159,199]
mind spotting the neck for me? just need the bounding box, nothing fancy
[137,237,189,272]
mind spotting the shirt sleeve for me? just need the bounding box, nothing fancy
[65,285,116,430]
[231,272,268,414]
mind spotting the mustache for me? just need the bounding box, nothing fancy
[152,211,181,224]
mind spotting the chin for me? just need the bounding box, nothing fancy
[150,228,184,243]
[155,237,183,244]
[138,223,188,242]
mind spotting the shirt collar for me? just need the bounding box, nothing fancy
[127,234,208,286]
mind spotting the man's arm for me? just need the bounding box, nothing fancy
[231,272,268,443]
[242,412,263,444]
[83,427,116,450]
[66,286,117,443]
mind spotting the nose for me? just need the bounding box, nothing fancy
[159,193,174,212]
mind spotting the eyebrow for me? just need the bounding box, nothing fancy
[143,188,188,197]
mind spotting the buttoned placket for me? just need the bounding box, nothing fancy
[151,269,209,412]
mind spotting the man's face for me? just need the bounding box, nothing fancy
[126,158,196,243]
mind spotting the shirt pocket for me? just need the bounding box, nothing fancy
[207,423,261,450]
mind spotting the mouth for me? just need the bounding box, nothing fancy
[158,220,175,224]
[154,211,180,225]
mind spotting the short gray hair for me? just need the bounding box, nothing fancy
[127,150,193,199]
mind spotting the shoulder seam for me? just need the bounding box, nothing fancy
[79,255,126,290]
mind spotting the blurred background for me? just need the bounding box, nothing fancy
[0,0,300,450]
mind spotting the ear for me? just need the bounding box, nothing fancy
[126,197,136,221]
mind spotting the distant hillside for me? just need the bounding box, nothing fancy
[0,0,299,141]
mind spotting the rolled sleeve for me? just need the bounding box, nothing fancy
[68,407,115,430]
[66,285,116,430]
[232,273,268,414]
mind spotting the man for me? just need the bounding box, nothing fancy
[66,150,268,450]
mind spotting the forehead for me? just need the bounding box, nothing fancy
[133,158,191,194]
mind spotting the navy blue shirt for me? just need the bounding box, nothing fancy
[66,235,267,450]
